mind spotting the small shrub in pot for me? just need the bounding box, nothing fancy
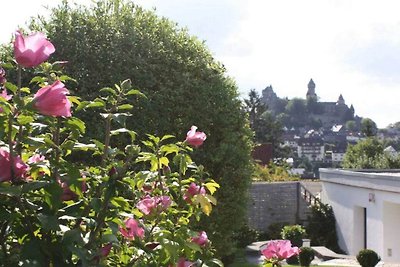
[356,249,381,267]
[299,247,315,267]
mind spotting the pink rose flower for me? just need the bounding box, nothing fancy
[184,182,206,203]
[192,231,208,246]
[137,197,155,215]
[33,80,72,117]
[13,31,55,68]
[119,218,145,240]
[185,126,206,147]
[137,195,172,215]
[0,148,28,182]
[28,154,45,164]
[100,243,112,257]
[176,258,195,267]
[260,240,300,262]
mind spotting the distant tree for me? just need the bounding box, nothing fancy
[285,98,307,127]
[391,121,400,129]
[361,118,378,137]
[306,97,321,114]
[244,89,266,129]
[345,120,357,132]
[244,90,285,157]
[342,137,400,169]
[275,98,289,114]
[286,98,307,116]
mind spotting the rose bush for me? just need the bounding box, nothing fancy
[0,31,222,266]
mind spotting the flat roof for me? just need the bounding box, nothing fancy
[320,168,400,193]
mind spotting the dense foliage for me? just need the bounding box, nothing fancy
[306,202,341,253]
[22,0,254,260]
[342,137,400,169]
[251,163,297,182]
[0,30,223,266]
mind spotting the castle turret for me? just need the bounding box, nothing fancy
[337,94,345,105]
[306,79,317,99]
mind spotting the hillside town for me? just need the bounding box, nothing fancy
[257,79,400,175]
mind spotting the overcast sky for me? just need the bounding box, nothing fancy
[2,0,400,128]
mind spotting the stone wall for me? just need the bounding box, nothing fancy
[247,181,312,232]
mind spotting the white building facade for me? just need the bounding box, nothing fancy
[320,169,400,262]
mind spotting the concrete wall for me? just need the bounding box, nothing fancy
[247,182,312,232]
[320,169,400,261]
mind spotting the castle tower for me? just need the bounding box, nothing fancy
[306,79,317,99]
[337,94,345,105]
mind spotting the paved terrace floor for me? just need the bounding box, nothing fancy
[246,241,400,266]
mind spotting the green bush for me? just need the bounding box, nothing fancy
[299,247,315,267]
[306,202,342,252]
[263,222,288,240]
[356,249,381,267]
[233,224,259,248]
[281,225,306,264]
[281,225,306,247]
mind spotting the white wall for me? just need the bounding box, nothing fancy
[320,169,400,262]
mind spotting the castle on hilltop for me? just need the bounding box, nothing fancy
[261,79,356,128]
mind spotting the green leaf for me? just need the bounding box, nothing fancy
[160,144,180,156]
[62,229,84,246]
[65,117,86,134]
[100,87,117,96]
[206,194,217,205]
[101,234,119,244]
[86,100,106,108]
[17,115,34,125]
[111,128,136,142]
[20,238,46,266]
[37,214,60,231]
[185,241,202,252]
[111,196,129,209]
[125,89,146,98]
[120,79,132,90]
[68,95,81,106]
[59,75,77,83]
[195,195,212,216]
[20,87,31,94]
[117,104,133,111]
[204,181,220,195]
[22,181,49,193]
[73,142,96,150]
[0,185,22,196]
[5,81,17,93]
[160,157,169,167]
[160,135,175,142]
[76,100,90,111]
[30,76,46,85]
